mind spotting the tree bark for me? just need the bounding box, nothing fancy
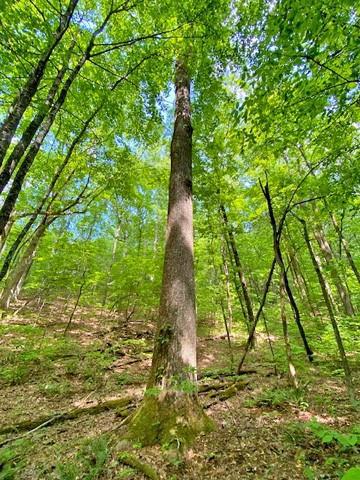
[328,210,360,285]
[286,249,318,319]
[0,111,94,282]
[221,243,233,335]
[223,230,248,325]
[261,180,314,362]
[0,219,50,308]
[314,226,355,316]
[128,59,210,446]
[237,257,276,373]
[0,47,73,193]
[280,276,299,389]
[296,216,353,398]
[220,204,256,346]
[0,0,78,166]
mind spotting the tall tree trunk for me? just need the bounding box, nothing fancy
[286,250,318,319]
[237,257,276,373]
[328,210,360,285]
[220,204,256,346]
[280,276,299,389]
[0,217,14,256]
[102,223,120,307]
[314,226,355,316]
[296,216,353,398]
[261,180,314,362]
[0,111,94,282]
[128,59,210,446]
[0,0,78,166]
[221,243,233,335]
[0,219,50,309]
[249,272,277,374]
[0,46,74,193]
[223,230,248,325]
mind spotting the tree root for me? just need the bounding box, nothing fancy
[118,452,160,480]
[0,377,252,447]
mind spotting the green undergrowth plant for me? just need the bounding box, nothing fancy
[55,436,111,480]
[0,439,31,479]
[244,386,308,409]
[38,379,74,398]
[0,325,84,385]
[115,372,146,386]
[308,421,360,450]
[284,421,360,480]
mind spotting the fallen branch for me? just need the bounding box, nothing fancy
[0,397,134,442]
[203,380,251,408]
[198,370,256,380]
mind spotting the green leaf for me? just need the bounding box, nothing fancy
[341,467,360,480]
[321,433,334,443]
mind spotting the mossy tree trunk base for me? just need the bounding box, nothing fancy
[126,391,213,448]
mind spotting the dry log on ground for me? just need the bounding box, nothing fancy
[0,397,135,439]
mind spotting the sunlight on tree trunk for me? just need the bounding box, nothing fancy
[127,59,211,447]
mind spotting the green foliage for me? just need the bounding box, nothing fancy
[342,467,360,480]
[0,440,30,479]
[115,372,146,386]
[308,421,360,450]
[55,436,110,480]
[245,386,308,409]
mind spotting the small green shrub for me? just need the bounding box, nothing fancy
[245,386,306,409]
[38,380,73,397]
[342,467,360,480]
[308,421,360,450]
[115,372,145,386]
[0,439,30,479]
[55,436,110,480]
[0,364,31,385]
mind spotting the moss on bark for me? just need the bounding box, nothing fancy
[126,391,213,448]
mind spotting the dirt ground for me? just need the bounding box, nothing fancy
[0,300,359,479]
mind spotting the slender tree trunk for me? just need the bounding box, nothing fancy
[261,180,314,362]
[0,220,49,308]
[287,250,318,319]
[220,298,234,366]
[280,276,299,389]
[249,272,277,374]
[0,111,94,282]
[296,216,353,398]
[223,231,248,325]
[314,226,355,316]
[0,0,78,166]
[102,224,120,307]
[237,257,276,373]
[0,217,14,256]
[0,48,73,193]
[220,204,255,346]
[328,210,360,285]
[128,59,210,446]
[0,6,122,236]
[221,244,233,335]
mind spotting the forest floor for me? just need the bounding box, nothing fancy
[0,300,359,480]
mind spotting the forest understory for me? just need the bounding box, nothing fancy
[0,300,359,480]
